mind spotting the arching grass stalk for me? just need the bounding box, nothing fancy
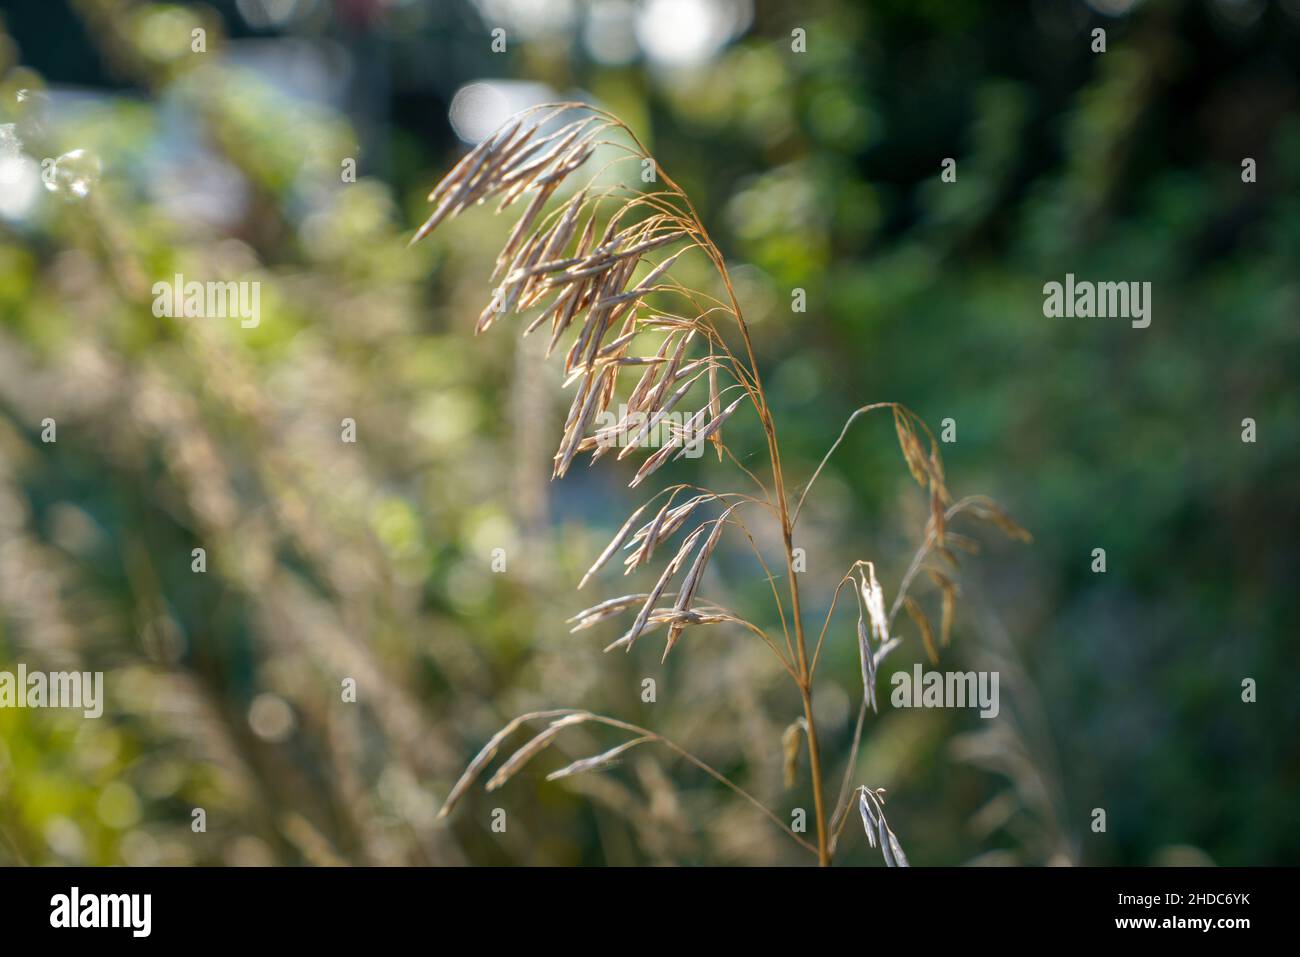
[415,103,1028,866]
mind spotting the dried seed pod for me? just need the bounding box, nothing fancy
[673,394,744,461]
[903,596,938,665]
[664,504,736,657]
[437,709,581,818]
[708,359,723,460]
[856,786,909,867]
[856,607,878,714]
[781,718,807,789]
[485,713,591,791]
[546,737,651,781]
[577,504,651,589]
[618,523,707,652]
[928,569,958,647]
[859,563,889,646]
[568,593,653,631]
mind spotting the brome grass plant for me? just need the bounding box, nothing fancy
[415,103,1028,866]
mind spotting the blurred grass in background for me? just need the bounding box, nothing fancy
[0,0,1296,866]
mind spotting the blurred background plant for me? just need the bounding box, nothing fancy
[0,0,1295,866]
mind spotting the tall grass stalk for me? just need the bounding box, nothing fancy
[415,103,1027,866]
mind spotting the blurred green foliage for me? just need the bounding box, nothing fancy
[0,0,1295,866]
